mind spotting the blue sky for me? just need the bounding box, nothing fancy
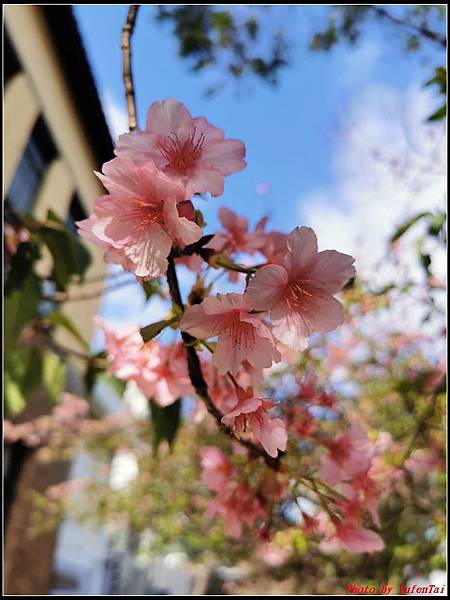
[73,6,445,338]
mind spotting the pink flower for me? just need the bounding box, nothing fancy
[319,425,375,485]
[333,523,384,554]
[245,227,355,350]
[180,293,281,376]
[221,387,287,458]
[200,446,235,493]
[95,317,144,380]
[316,512,384,554]
[77,158,202,279]
[135,342,193,407]
[206,482,266,538]
[204,207,266,256]
[261,231,288,265]
[202,360,239,413]
[98,319,192,407]
[115,98,246,198]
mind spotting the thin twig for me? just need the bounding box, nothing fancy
[369,5,446,49]
[121,5,140,131]
[166,256,281,470]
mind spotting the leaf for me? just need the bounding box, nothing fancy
[142,279,162,301]
[4,272,41,353]
[5,238,41,295]
[150,398,181,452]
[140,318,175,343]
[428,104,446,122]
[4,347,44,415]
[42,351,67,404]
[40,209,91,289]
[47,310,89,350]
[84,352,106,392]
[427,213,446,237]
[389,212,431,244]
[4,371,26,415]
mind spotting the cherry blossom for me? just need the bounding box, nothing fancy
[115,98,246,198]
[221,387,287,458]
[319,424,376,485]
[180,293,281,376]
[245,226,355,350]
[77,158,202,279]
[200,446,236,494]
[98,318,192,407]
[204,207,266,256]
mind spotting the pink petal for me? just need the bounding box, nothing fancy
[272,291,345,350]
[163,196,203,245]
[125,224,171,278]
[180,304,222,339]
[185,167,224,197]
[218,207,248,233]
[244,264,289,311]
[201,138,246,175]
[115,130,161,166]
[202,293,247,315]
[284,226,318,279]
[146,98,193,136]
[250,412,287,458]
[308,249,355,294]
[336,525,384,554]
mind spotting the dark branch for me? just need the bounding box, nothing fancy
[369,5,446,49]
[166,256,282,470]
[121,5,140,131]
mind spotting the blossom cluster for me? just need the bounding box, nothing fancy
[76,99,372,551]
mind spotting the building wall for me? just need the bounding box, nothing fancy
[5,4,107,353]
[4,6,113,594]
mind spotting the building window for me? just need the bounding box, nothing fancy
[4,31,21,87]
[6,116,57,215]
[66,194,87,233]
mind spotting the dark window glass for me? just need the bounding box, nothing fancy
[6,117,58,215]
[4,30,21,86]
[66,194,87,233]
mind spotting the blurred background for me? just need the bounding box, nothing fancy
[3,4,446,595]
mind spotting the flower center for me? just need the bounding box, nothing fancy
[283,280,316,313]
[159,128,206,174]
[225,311,256,350]
[126,199,163,232]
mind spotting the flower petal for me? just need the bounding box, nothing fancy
[245,264,289,311]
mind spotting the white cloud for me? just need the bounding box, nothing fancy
[299,84,446,283]
[101,90,129,141]
[298,84,446,340]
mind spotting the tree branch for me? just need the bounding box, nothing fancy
[121,5,140,131]
[166,256,281,470]
[369,5,446,49]
[120,6,281,469]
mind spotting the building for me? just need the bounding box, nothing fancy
[4,5,113,594]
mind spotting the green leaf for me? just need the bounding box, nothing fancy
[427,213,446,237]
[4,272,41,353]
[141,279,162,301]
[47,310,89,350]
[140,318,175,343]
[390,212,431,244]
[42,351,67,404]
[4,347,44,415]
[150,398,181,452]
[40,209,91,289]
[428,104,446,122]
[4,371,27,415]
[5,238,41,295]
